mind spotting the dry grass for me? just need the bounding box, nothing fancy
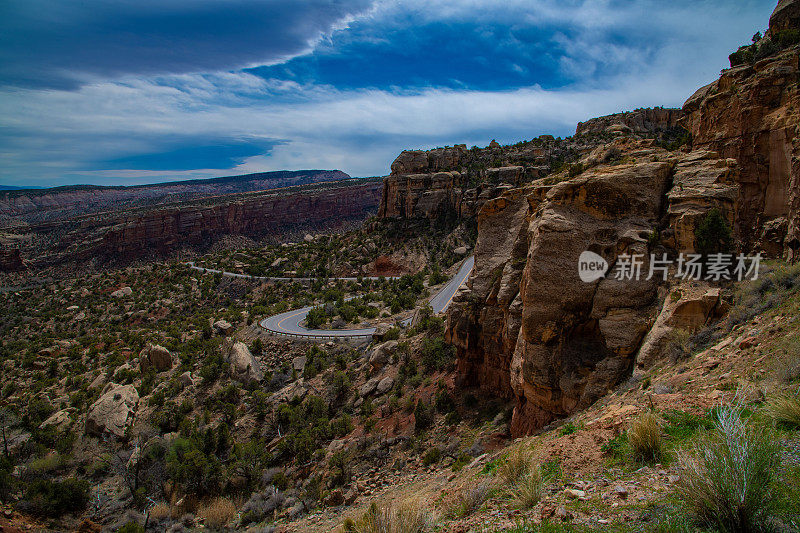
[773,335,800,384]
[509,466,543,509]
[197,497,238,529]
[498,445,536,485]
[344,499,436,533]
[148,502,171,521]
[628,411,664,462]
[443,480,495,518]
[765,391,800,428]
[677,402,781,532]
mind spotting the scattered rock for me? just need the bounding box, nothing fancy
[376,376,395,395]
[369,341,397,370]
[614,485,628,499]
[110,287,132,298]
[139,343,173,372]
[85,383,139,438]
[213,319,233,335]
[223,340,264,384]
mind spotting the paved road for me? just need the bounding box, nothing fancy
[260,256,474,340]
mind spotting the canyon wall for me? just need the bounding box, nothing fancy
[0,170,350,228]
[682,44,800,254]
[440,0,800,436]
[446,144,739,435]
[7,179,381,268]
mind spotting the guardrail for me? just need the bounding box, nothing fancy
[266,330,374,341]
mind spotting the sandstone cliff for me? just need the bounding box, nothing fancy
[0,169,350,229]
[575,107,682,137]
[378,109,685,222]
[7,179,381,268]
[682,2,800,255]
[441,0,800,436]
[446,145,740,435]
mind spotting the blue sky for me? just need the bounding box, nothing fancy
[0,0,774,187]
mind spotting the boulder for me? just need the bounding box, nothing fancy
[376,376,395,395]
[453,246,468,256]
[179,371,195,387]
[272,381,308,404]
[110,287,133,298]
[86,383,139,438]
[39,409,73,432]
[223,341,264,384]
[358,377,379,397]
[139,343,173,372]
[635,285,722,369]
[213,319,233,335]
[369,341,397,370]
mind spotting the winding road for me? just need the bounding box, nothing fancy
[259,256,474,339]
[187,256,474,340]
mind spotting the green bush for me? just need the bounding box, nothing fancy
[414,401,434,432]
[677,403,781,532]
[422,447,441,466]
[694,208,733,256]
[21,477,90,517]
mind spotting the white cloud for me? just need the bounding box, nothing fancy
[0,0,777,185]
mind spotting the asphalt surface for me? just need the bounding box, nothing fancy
[260,255,474,339]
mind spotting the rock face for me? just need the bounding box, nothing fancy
[666,151,740,253]
[681,9,800,255]
[576,108,682,137]
[378,110,687,222]
[139,344,173,373]
[768,0,800,36]
[0,170,351,228]
[3,179,381,270]
[86,383,139,438]
[446,145,743,436]
[224,340,264,384]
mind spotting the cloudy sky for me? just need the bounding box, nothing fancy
[0,0,773,187]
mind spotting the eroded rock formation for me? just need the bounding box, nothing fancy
[682,16,800,254]
[446,144,744,435]
[576,108,682,137]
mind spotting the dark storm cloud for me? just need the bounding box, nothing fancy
[0,0,374,89]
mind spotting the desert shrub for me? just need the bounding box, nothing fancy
[765,392,800,429]
[148,502,171,521]
[414,401,434,432]
[677,403,781,532]
[241,486,284,525]
[197,497,237,529]
[422,447,441,466]
[444,480,494,518]
[434,390,455,413]
[628,412,664,463]
[510,466,543,509]
[499,446,536,486]
[20,477,89,517]
[419,336,455,372]
[567,163,584,178]
[694,208,733,256]
[165,437,222,495]
[345,499,435,533]
[117,522,145,533]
